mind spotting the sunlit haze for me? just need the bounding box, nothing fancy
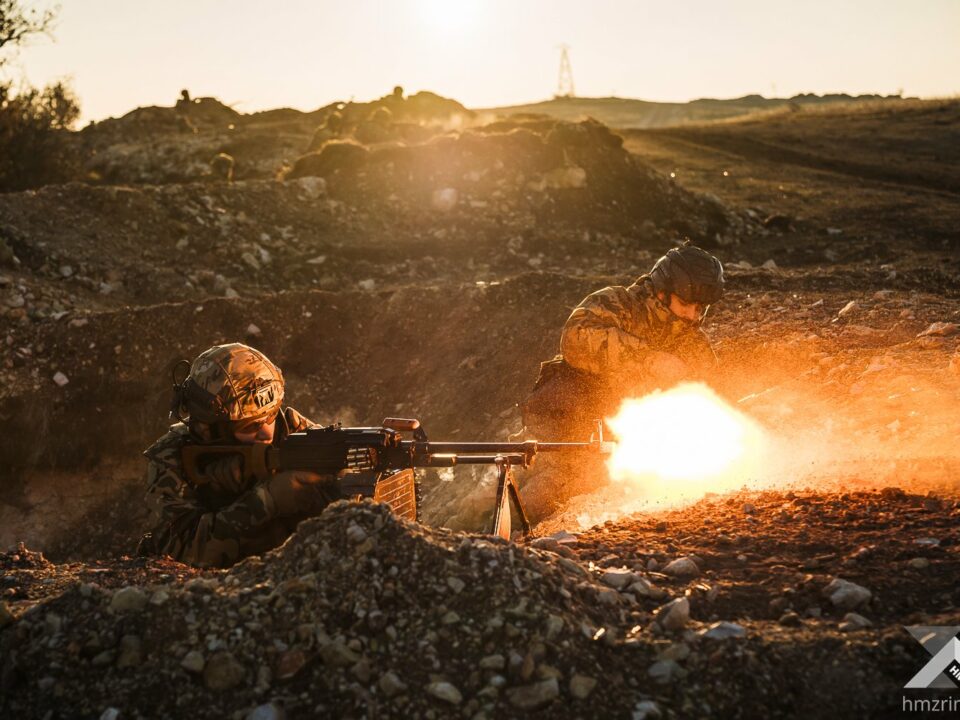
[6,0,959,123]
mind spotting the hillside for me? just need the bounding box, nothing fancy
[479,92,907,129]
[1,93,959,719]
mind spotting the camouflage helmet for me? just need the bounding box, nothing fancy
[176,343,284,424]
[649,244,725,305]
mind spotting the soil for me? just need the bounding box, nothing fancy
[1,95,959,719]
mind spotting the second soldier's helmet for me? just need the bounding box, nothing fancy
[172,343,284,424]
[649,245,725,305]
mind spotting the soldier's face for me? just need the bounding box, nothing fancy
[231,416,277,444]
[667,293,706,323]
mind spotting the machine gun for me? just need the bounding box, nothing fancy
[182,418,611,539]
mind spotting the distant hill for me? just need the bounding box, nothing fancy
[478,93,907,129]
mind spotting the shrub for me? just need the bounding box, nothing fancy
[0,80,81,191]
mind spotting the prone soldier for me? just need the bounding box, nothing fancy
[139,343,338,567]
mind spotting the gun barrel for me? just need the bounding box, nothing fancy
[531,442,605,451]
[403,440,598,454]
[409,441,538,454]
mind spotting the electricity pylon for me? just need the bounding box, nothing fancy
[556,44,575,98]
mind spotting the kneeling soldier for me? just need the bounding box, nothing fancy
[520,244,725,513]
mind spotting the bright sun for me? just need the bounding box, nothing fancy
[416,0,483,32]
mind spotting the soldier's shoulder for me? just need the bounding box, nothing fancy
[580,284,633,307]
[626,275,656,299]
[143,423,192,465]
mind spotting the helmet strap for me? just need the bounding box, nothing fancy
[168,359,191,422]
[208,422,233,443]
[277,407,291,441]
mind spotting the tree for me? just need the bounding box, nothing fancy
[0,0,57,65]
[0,3,80,191]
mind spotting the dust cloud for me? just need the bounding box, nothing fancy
[555,361,960,530]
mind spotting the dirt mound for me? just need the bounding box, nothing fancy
[3,493,956,719]
[288,140,369,178]
[287,118,737,243]
[0,117,746,330]
[1,501,634,719]
[71,90,474,187]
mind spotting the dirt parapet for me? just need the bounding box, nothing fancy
[73,90,475,186]
[2,494,955,719]
[287,118,735,243]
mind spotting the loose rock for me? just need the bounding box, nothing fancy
[425,681,463,705]
[569,673,597,699]
[822,578,872,610]
[653,597,690,631]
[320,640,360,668]
[600,568,636,590]
[379,671,407,697]
[917,322,958,337]
[109,586,148,613]
[699,621,746,639]
[633,700,663,719]
[181,650,205,674]
[246,703,286,720]
[839,612,873,632]
[648,659,683,684]
[0,601,15,627]
[116,635,142,669]
[662,557,700,578]
[204,651,245,691]
[506,678,559,710]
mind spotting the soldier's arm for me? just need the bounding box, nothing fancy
[144,458,219,564]
[560,295,652,376]
[146,454,336,568]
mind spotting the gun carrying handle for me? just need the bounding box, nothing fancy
[181,444,274,485]
[383,418,420,431]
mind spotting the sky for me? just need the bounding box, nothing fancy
[6,0,960,123]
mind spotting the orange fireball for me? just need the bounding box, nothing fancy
[606,382,766,503]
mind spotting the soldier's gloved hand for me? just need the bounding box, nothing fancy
[645,351,691,388]
[265,471,339,518]
[202,454,246,494]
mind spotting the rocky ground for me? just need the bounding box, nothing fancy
[2,491,958,719]
[1,95,959,718]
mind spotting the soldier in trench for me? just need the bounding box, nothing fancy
[519,243,726,517]
[139,343,337,567]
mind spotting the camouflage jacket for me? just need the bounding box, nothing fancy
[142,406,318,568]
[560,276,717,385]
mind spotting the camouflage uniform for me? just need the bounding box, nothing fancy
[142,406,337,568]
[520,276,718,517]
[523,275,716,440]
[141,343,338,568]
[561,275,716,387]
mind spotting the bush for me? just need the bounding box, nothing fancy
[0,80,81,191]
